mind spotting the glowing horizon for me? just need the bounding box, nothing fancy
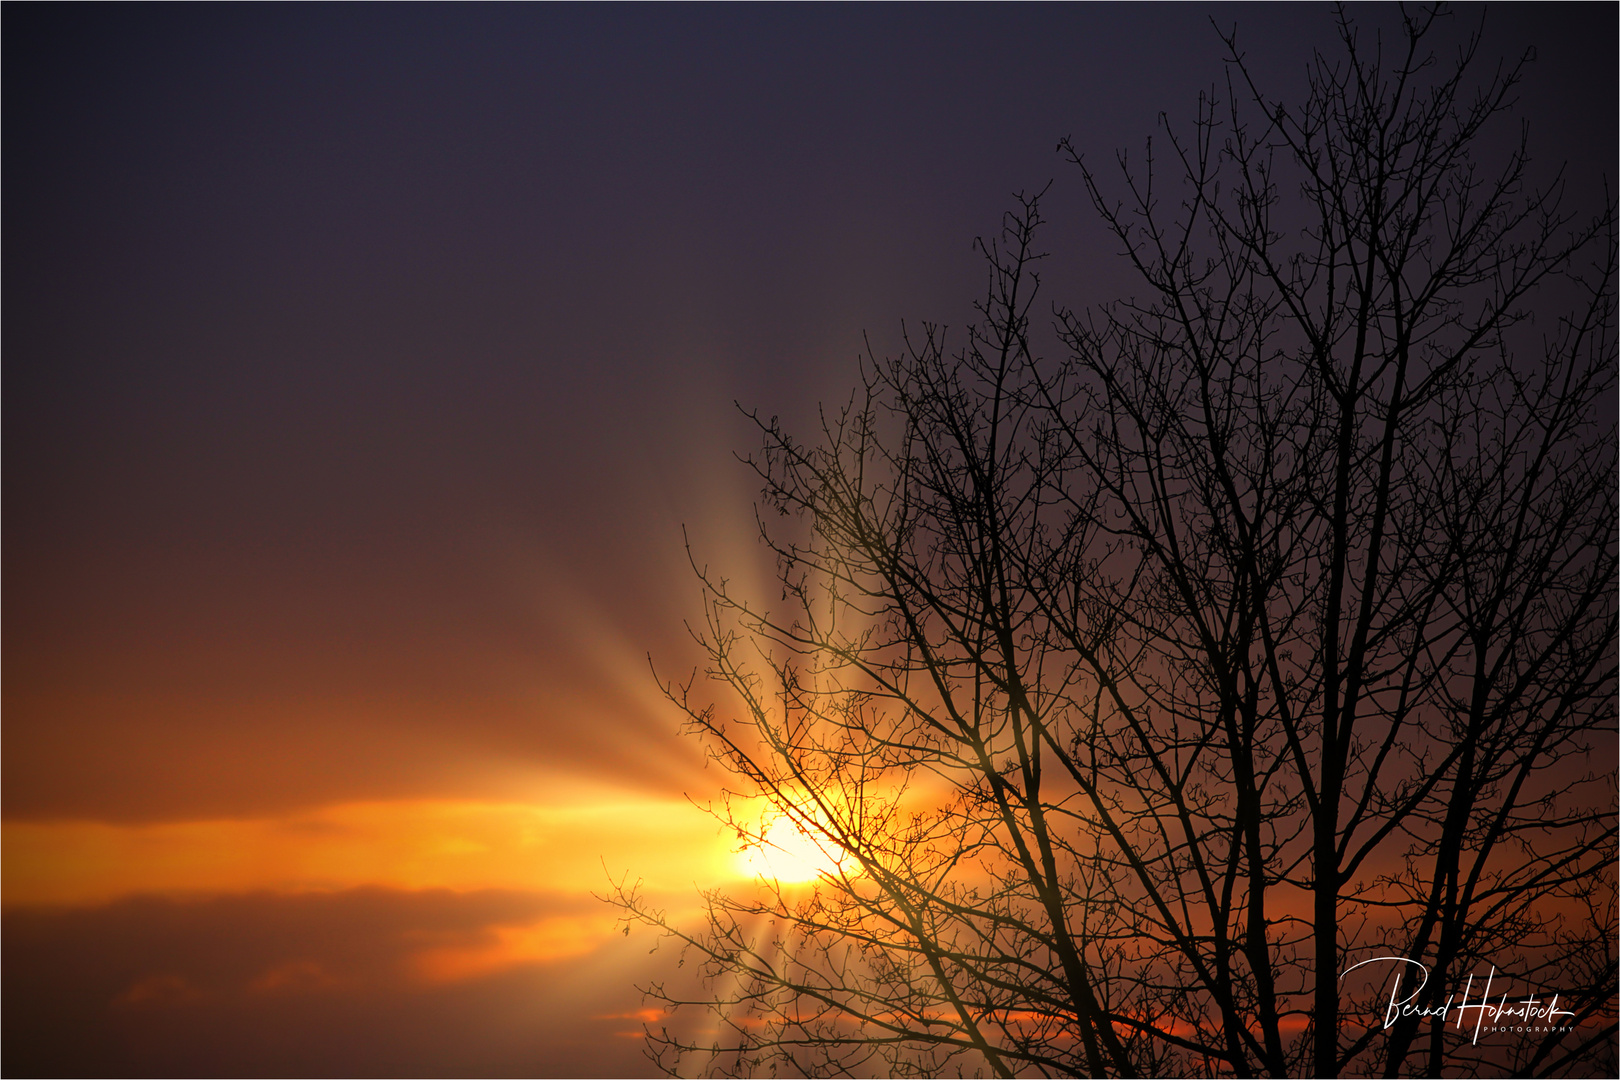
[3,794,749,907]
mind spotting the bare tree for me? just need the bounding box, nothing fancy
[610,8,1616,1077]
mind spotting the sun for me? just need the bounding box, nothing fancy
[734,810,850,884]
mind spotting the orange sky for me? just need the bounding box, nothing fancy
[1,787,774,1076]
[3,793,743,906]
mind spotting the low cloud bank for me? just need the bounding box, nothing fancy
[4,886,671,1077]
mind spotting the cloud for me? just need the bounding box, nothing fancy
[3,886,682,1077]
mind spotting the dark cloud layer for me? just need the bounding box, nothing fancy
[4,888,659,1078]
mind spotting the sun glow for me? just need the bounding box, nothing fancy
[733,800,855,885]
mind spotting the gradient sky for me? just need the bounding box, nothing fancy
[5,5,1615,1076]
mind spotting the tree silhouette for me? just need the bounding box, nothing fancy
[611,8,1616,1077]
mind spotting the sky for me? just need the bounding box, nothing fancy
[4,5,1615,1076]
